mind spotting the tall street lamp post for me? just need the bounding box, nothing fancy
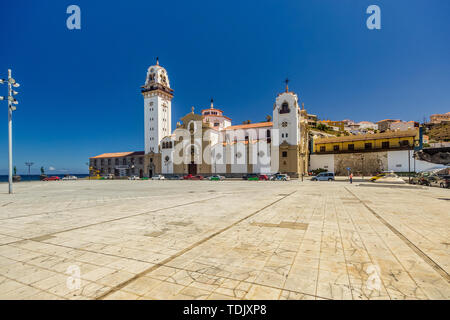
[0,69,20,194]
[25,162,34,176]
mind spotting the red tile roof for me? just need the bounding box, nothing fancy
[90,151,144,159]
[223,122,273,131]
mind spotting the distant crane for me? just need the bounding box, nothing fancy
[25,162,34,176]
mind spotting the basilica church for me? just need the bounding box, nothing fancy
[90,60,310,178]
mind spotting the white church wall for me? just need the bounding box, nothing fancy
[231,143,248,174]
[212,144,227,174]
[161,148,173,174]
[249,141,272,174]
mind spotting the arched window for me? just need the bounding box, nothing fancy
[280,102,290,114]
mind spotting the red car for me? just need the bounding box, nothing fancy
[183,174,204,180]
[43,176,60,181]
[259,175,269,181]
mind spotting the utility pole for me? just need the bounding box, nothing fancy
[0,69,20,194]
[25,162,34,176]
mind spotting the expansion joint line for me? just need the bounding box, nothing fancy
[97,190,297,299]
[345,187,450,283]
[0,195,223,247]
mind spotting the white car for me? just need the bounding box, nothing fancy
[208,175,225,181]
[152,175,165,180]
[62,175,78,181]
[128,175,140,180]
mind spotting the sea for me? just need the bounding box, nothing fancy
[0,174,90,183]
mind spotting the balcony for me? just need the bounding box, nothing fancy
[315,144,413,154]
[141,83,174,95]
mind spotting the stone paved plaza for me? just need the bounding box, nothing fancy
[0,179,449,300]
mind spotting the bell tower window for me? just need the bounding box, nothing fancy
[280,102,290,114]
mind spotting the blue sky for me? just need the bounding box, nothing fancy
[0,0,449,174]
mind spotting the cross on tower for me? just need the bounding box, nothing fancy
[285,78,289,92]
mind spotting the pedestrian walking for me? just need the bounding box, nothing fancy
[349,173,353,184]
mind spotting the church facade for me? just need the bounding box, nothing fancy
[90,60,310,178]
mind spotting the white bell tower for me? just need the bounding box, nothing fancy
[141,58,173,154]
[273,79,301,146]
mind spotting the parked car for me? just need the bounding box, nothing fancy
[152,175,165,180]
[258,174,269,181]
[410,171,443,186]
[62,175,78,181]
[43,176,60,181]
[311,172,335,181]
[273,174,291,181]
[420,174,440,186]
[100,174,114,180]
[369,172,389,182]
[167,175,182,180]
[245,174,259,181]
[438,175,450,188]
[410,173,428,185]
[128,175,140,180]
[269,172,281,181]
[183,174,204,180]
[209,175,225,181]
[426,175,439,187]
[426,175,450,188]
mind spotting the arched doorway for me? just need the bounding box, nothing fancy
[139,169,143,178]
[188,161,197,175]
[148,163,155,178]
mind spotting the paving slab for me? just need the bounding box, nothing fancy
[0,180,448,300]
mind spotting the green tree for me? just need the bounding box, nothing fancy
[316,123,328,131]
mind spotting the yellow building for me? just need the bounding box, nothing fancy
[310,129,420,175]
[313,129,418,153]
[317,120,345,131]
